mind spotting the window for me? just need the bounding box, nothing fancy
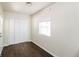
[39,21,51,36]
[0,16,3,25]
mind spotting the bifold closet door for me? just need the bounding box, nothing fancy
[4,12,31,45]
[14,18,29,44]
[9,16,29,44]
[9,16,15,44]
[13,14,31,44]
[7,16,29,44]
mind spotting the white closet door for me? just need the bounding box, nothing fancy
[9,15,25,44]
[14,15,31,44]
[14,18,23,44]
[4,12,31,45]
[9,15,27,44]
[9,17,15,44]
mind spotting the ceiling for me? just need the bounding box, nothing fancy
[1,2,53,15]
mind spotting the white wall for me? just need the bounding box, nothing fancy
[32,2,79,57]
[32,5,53,56]
[3,12,31,46]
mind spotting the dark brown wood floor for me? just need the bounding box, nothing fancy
[1,42,53,57]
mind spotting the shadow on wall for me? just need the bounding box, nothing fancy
[75,50,79,57]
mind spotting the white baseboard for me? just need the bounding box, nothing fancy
[2,41,58,57]
[32,41,58,57]
[3,41,32,47]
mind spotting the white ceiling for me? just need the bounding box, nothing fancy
[1,2,53,15]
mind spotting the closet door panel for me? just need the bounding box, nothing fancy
[9,16,15,44]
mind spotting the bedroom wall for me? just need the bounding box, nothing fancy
[32,2,79,57]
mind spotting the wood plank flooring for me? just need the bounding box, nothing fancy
[1,42,53,57]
